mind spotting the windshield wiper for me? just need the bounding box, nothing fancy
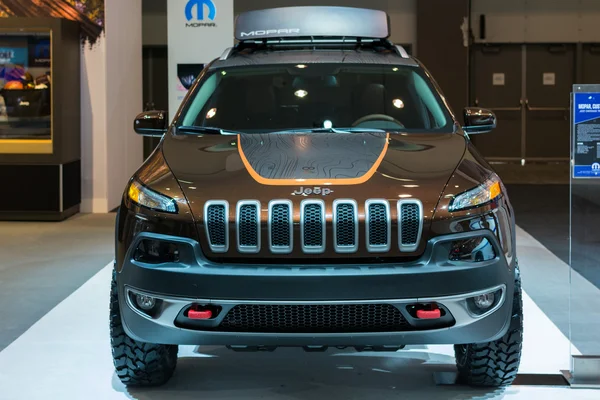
[271,127,387,134]
[176,126,240,135]
[176,126,390,135]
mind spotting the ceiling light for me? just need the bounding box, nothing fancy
[295,90,308,98]
[206,108,217,119]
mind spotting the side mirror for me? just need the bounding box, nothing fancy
[134,110,168,136]
[462,107,497,134]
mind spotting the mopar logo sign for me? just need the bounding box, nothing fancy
[185,0,217,27]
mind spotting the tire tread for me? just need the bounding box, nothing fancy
[110,269,178,387]
[454,273,523,387]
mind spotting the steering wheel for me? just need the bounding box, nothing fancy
[351,114,405,128]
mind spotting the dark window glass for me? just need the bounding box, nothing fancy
[179,64,453,133]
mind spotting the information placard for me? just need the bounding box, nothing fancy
[573,91,600,178]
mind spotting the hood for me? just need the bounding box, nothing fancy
[164,131,466,204]
[162,131,467,259]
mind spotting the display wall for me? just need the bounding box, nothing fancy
[0,0,143,213]
[0,30,53,154]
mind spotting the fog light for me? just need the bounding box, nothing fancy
[473,292,495,310]
[135,294,156,311]
[467,288,503,316]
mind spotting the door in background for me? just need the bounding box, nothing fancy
[524,44,574,160]
[470,44,523,160]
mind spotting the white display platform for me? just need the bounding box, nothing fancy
[0,229,597,399]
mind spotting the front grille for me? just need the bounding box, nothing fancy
[301,200,325,253]
[269,201,293,253]
[398,200,423,252]
[203,198,422,255]
[237,201,260,253]
[366,200,390,252]
[205,201,228,252]
[218,303,409,333]
[334,200,358,253]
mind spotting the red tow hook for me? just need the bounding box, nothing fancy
[416,304,441,320]
[188,308,213,320]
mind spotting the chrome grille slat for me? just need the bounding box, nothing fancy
[268,200,293,254]
[365,200,391,253]
[204,200,229,253]
[398,200,423,252]
[237,200,261,253]
[301,199,326,254]
[333,199,358,253]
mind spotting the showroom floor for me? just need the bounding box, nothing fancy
[0,185,599,399]
[0,213,114,351]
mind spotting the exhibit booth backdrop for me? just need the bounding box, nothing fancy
[0,0,143,213]
[167,0,234,120]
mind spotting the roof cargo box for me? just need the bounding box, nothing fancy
[235,7,390,41]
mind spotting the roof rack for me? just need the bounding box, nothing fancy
[395,45,409,58]
[219,38,410,61]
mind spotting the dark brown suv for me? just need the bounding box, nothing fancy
[111,6,523,388]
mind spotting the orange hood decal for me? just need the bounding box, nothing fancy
[237,132,390,186]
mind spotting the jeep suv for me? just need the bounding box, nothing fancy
[111,6,523,388]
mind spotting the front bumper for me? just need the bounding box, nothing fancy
[117,230,516,346]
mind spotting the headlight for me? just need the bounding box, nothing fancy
[449,175,502,212]
[128,180,178,213]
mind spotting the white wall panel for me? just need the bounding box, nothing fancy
[472,0,600,43]
[80,39,108,213]
[81,0,143,213]
[105,0,144,210]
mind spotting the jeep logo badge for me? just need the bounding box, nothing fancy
[292,186,333,196]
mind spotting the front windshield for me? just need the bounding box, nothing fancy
[178,63,453,133]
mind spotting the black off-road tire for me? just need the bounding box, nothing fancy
[110,270,178,387]
[454,273,523,387]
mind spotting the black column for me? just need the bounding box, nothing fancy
[417,0,470,118]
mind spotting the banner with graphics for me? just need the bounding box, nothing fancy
[167,0,234,121]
